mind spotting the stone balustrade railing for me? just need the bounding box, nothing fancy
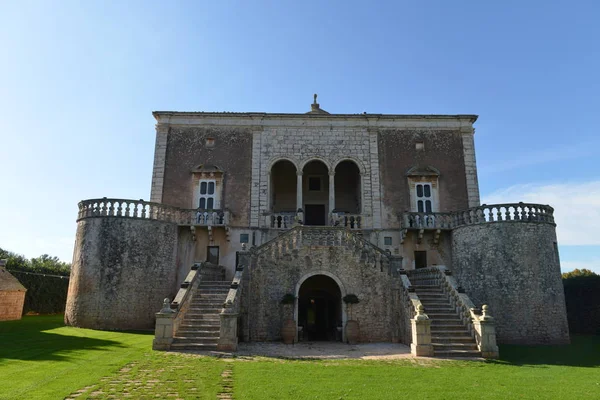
[401,202,554,230]
[330,213,362,229]
[407,266,499,358]
[218,267,245,351]
[77,198,229,226]
[397,271,432,356]
[264,212,298,229]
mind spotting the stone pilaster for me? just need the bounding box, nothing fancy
[250,130,262,227]
[150,124,169,203]
[461,125,480,207]
[328,171,335,214]
[296,171,303,211]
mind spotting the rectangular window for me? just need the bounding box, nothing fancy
[199,179,216,209]
[415,251,427,269]
[384,236,392,246]
[207,246,219,264]
[240,233,249,243]
[308,176,321,191]
[415,183,433,213]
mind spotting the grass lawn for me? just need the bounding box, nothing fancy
[1,315,599,399]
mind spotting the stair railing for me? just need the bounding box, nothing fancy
[398,270,434,356]
[407,266,499,358]
[153,262,204,351]
[217,250,251,351]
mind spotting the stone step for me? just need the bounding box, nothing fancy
[181,318,220,325]
[423,306,455,312]
[430,323,466,330]
[186,307,222,313]
[174,334,219,341]
[178,326,221,333]
[430,328,471,335]
[170,342,218,351]
[433,343,478,350]
[431,336,475,343]
[426,313,461,318]
[190,301,226,307]
[434,350,482,358]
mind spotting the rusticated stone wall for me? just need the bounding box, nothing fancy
[452,222,569,344]
[245,229,401,342]
[65,217,178,330]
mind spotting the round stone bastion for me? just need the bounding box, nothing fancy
[65,216,178,330]
[452,221,570,344]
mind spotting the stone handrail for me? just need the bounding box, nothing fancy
[217,251,251,351]
[153,262,203,350]
[77,198,229,226]
[401,202,554,230]
[407,266,499,358]
[398,271,433,356]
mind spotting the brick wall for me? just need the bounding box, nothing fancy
[0,291,25,320]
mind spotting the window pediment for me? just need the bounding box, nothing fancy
[406,165,440,177]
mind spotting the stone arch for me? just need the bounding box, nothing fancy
[269,158,298,213]
[294,271,347,342]
[268,156,300,173]
[299,156,332,173]
[332,157,366,175]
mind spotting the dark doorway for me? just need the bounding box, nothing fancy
[298,275,342,341]
[304,204,326,226]
[415,250,427,269]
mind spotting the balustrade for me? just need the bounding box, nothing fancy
[330,213,362,229]
[401,202,554,230]
[77,198,229,226]
[265,212,296,229]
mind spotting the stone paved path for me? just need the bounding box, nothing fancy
[210,342,413,360]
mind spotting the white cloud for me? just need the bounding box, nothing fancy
[482,181,600,246]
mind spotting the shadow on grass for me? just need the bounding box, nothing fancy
[492,335,600,368]
[0,315,149,362]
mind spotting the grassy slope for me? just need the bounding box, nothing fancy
[0,315,153,400]
[233,337,600,400]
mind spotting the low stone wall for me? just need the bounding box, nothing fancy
[65,217,178,330]
[452,222,569,344]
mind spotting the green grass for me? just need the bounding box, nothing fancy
[0,315,225,399]
[1,315,599,399]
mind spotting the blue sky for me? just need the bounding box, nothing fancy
[1,1,598,273]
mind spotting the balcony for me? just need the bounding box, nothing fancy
[77,198,230,227]
[401,203,555,231]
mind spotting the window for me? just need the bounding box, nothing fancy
[240,233,249,244]
[416,183,433,213]
[308,176,321,191]
[415,251,427,269]
[207,246,219,264]
[384,236,392,246]
[199,179,216,209]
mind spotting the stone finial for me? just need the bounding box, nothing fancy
[480,304,494,321]
[160,298,176,313]
[313,93,318,104]
[415,304,429,320]
[242,243,246,251]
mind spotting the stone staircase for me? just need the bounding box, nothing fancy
[170,280,230,351]
[411,280,481,358]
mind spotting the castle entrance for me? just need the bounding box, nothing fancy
[297,274,342,341]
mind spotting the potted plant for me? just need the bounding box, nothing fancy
[343,294,360,344]
[281,293,296,344]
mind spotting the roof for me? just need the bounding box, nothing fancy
[0,268,27,292]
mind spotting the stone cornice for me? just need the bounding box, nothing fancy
[153,111,478,129]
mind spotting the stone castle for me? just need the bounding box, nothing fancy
[65,97,569,357]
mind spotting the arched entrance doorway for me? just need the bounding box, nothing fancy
[296,274,342,341]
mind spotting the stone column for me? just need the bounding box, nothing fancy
[266,171,272,212]
[296,171,303,211]
[329,171,335,216]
